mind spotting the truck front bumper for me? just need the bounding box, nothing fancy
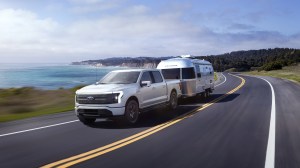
[75,105,125,118]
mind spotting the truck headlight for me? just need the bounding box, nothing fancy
[111,93,120,103]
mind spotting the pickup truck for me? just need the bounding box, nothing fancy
[75,69,182,125]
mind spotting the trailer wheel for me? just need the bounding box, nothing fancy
[206,90,210,97]
[124,99,139,124]
[201,92,206,98]
[169,91,178,110]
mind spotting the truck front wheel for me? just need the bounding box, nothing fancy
[125,99,139,124]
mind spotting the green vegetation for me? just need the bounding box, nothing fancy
[224,68,238,72]
[261,61,283,71]
[245,64,300,84]
[0,86,84,122]
[196,48,300,72]
[214,72,218,81]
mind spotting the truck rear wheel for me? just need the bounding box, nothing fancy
[125,99,139,124]
[78,116,96,125]
[169,91,178,110]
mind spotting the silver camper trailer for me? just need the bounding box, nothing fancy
[157,56,214,98]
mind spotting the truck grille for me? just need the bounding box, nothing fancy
[78,109,113,117]
[76,94,116,104]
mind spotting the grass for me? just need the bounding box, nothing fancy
[0,86,84,122]
[214,72,218,81]
[244,64,300,84]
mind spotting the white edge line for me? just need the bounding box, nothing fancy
[215,72,227,87]
[242,74,275,168]
[258,77,276,168]
[0,120,79,137]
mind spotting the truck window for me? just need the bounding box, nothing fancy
[140,71,153,83]
[161,68,180,79]
[151,71,163,83]
[182,67,195,79]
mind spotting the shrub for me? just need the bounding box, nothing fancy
[262,62,282,71]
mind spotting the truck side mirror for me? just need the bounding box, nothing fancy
[141,81,151,87]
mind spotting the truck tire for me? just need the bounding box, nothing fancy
[125,99,139,124]
[78,116,96,125]
[168,91,178,110]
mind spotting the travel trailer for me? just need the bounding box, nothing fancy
[157,56,214,98]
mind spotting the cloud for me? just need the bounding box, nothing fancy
[0,9,60,50]
[227,23,255,31]
[68,0,107,4]
[68,0,122,13]
[0,6,299,63]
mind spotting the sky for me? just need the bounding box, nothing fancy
[0,0,299,63]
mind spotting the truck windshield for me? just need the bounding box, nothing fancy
[99,71,140,84]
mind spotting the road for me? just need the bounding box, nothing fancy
[0,73,299,168]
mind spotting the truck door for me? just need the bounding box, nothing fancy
[139,71,156,108]
[151,71,168,104]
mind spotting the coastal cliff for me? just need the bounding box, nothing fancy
[72,57,173,68]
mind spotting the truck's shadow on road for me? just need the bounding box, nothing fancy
[180,93,240,105]
[88,93,240,129]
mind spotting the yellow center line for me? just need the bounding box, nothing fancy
[42,73,245,168]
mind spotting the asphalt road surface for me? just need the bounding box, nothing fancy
[0,73,299,168]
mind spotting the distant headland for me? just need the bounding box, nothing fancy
[72,48,300,71]
[71,56,174,68]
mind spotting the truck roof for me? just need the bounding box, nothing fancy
[157,57,211,69]
[111,69,160,73]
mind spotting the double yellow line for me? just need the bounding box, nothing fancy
[42,74,245,168]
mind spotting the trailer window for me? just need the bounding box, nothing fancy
[182,67,195,79]
[195,64,201,78]
[161,68,180,79]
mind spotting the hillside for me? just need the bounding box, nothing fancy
[245,63,300,84]
[196,48,300,71]
[72,48,300,71]
[72,57,174,68]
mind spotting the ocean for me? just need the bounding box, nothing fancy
[0,63,126,90]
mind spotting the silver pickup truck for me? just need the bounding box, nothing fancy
[75,69,182,125]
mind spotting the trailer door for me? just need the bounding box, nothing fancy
[181,67,196,97]
[197,64,206,93]
[195,64,203,93]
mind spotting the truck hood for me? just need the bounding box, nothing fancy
[76,83,136,94]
